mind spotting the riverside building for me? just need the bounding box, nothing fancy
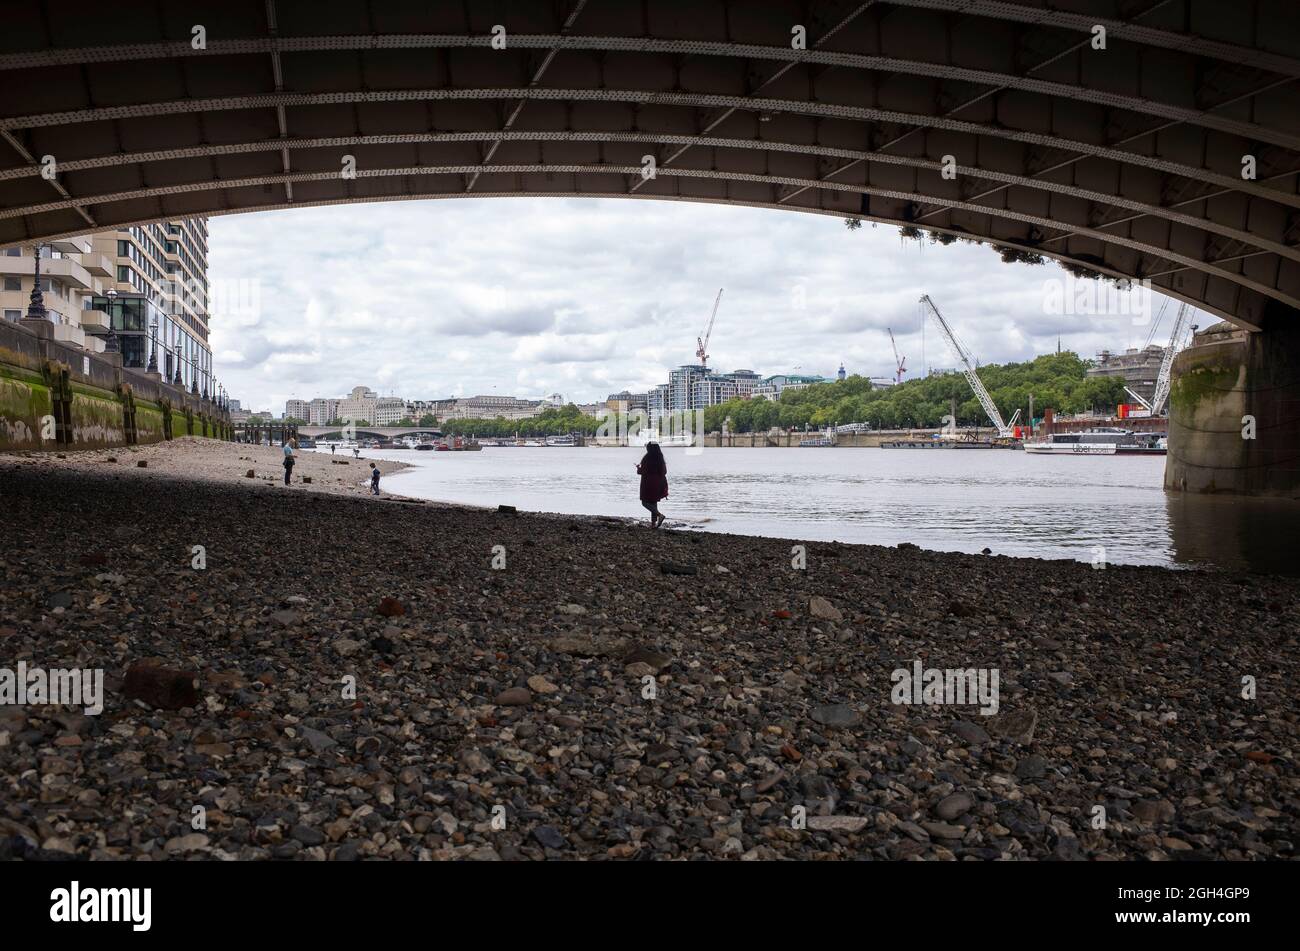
[0,218,212,391]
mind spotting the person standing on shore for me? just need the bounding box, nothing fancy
[369,462,381,496]
[636,442,668,528]
[282,438,296,485]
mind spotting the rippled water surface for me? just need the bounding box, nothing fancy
[324,446,1300,573]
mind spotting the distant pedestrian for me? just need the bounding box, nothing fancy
[636,442,668,528]
[330,443,336,455]
[282,439,296,485]
[369,462,381,496]
[353,446,360,459]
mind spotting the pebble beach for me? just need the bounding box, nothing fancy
[0,439,1295,861]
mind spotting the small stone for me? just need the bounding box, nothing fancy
[809,596,843,621]
[951,720,991,746]
[934,792,973,820]
[532,825,567,850]
[377,597,405,617]
[495,687,532,706]
[269,609,299,628]
[137,460,148,468]
[809,703,860,729]
[991,708,1038,745]
[291,825,325,846]
[558,603,587,615]
[123,663,200,710]
[245,469,255,478]
[333,638,362,657]
[527,675,558,694]
[1132,799,1175,825]
[622,646,671,672]
[164,833,209,853]
[921,821,966,840]
[299,727,337,753]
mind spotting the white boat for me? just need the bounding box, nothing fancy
[1024,428,1166,455]
[629,430,696,448]
[317,438,359,452]
[545,434,577,447]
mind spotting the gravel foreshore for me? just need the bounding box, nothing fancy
[0,440,1295,861]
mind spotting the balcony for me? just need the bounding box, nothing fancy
[0,255,93,290]
[49,237,91,254]
[80,252,113,277]
[80,308,110,331]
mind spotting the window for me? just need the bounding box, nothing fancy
[5,248,19,256]
[3,277,19,291]
[4,309,20,321]
[118,240,130,257]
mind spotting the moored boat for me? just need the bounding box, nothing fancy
[1023,428,1166,455]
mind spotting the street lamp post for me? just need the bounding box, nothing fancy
[147,317,158,372]
[25,243,48,320]
[104,288,119,353]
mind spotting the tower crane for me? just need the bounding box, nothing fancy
[888,328,907,383]
[918,294,1020,438]
[1149,301,1193,416]
[696,288,724,367]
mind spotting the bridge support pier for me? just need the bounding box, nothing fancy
[1165,323,1300,499]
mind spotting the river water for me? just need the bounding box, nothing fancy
[320,446,1299,574]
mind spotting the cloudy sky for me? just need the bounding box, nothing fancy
[208,197,1190,415]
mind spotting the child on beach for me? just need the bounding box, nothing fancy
[369,462,381,496]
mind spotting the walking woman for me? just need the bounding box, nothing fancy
[636,442,669,528]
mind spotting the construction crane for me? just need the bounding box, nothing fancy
[888,328,907,383]
[918,294,1016,438]
[1148,301,1193,416]
[696,288,724,367]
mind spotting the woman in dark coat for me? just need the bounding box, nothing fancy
[636,442,669,528]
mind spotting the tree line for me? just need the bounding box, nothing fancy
[702,351,1127,432]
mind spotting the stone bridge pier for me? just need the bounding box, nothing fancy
[1165,322,1300,500]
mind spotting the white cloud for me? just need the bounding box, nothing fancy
[209,198,1199,411]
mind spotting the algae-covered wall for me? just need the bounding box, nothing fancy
[0,363,54,450]
[0,319,229,452]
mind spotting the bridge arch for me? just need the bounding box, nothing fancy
[0,0,1297,331]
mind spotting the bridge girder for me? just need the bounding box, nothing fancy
[0,0,1296,331]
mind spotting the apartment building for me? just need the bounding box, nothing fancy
[649,366,765,422]
[1,218,212,391]
[337,386,378,424]
[285,399,309,422]
[374,397,406,425]
[308,398,340,424]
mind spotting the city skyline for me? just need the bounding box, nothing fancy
[209,198,1205,413]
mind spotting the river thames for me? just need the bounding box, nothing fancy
[322,445,1298,574]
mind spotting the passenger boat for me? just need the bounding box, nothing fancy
[545,434,577,447]
[1023,428,1166,455]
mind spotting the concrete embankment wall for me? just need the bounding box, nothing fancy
[1165,325,1300,499]
[0,318,230,451]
